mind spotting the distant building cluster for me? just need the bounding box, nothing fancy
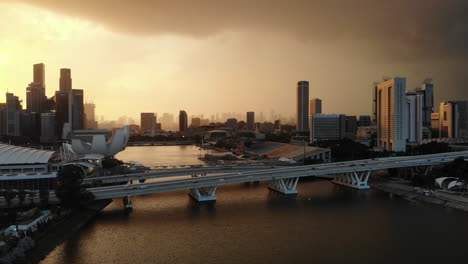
[0,63,98,142]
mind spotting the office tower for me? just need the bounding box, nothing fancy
[26,82,47,113]
[41,112,56,142]
[406,91,423,144]
[372,82,379,125]
[84,102,98,129]
[140,113,156,135]
[160,112,175,131]
[431,113,440,138]
[376,77,408,152]
[439,101,468,138]
[179,110,188,132]
[59,68,72,93]
[309,98,322,116]
[6,93,22,136]
[310,114,346,142]
[71,89,84,130]
[449,101,468,138]
[415,79,434,128]
[33,63,45,88]
[21,112,41,141]
[296,81,309,131]
[0,103,6,135]
[55,91,69,138]
[226,118,238,131]
[191,117,201,127]
[358,115,371,127]
[27,64,47,113]
[247,111,255,130]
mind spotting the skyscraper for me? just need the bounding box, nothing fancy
[415,79,434,128]
[179,110,188,132]
[406,91,423,144]
[26,82,46,113]
[84,102,98,129]
[246,111,255,130]
[41,112,56,142]
[376,77,408,152]
[296,81,309,131]
[0,103,6,135]
[6,93,22,136]
[55,91,69,138]
[309,98,322,116]
[439,101,468,138]
[59,68,72,93]
[27,64,47,113]
[71,89,85,130]
[33,63,45,88]
[140,112,156,135]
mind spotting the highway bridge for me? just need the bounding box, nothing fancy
[87,150,468,204]
[2,151,468,208]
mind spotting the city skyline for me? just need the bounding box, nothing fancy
[1,1,467,121]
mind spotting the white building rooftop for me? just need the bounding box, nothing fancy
[0,144,56,165]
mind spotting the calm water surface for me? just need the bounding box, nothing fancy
[41,146,468,264]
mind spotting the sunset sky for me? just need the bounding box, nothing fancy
[0,0,467,121]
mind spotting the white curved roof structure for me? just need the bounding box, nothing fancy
[67,126,129,157]
[0,144,56,165]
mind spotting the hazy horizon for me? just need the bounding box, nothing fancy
[1,0,467,122]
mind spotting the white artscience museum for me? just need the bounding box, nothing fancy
[64,126,130,158]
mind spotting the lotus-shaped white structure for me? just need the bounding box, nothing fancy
[65,126,130,157]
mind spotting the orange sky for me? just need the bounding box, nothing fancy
[0,1,467,122]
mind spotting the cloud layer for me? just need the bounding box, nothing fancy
[7,0,468,61]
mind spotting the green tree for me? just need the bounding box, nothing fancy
[55,165,95,208]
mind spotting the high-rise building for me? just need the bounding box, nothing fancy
[71,89,84,130]
[415,79,434,128]
[246,111,255,130]
[33,63,45,88]
[449,101,468,138]
[406,91,423,144]
[358,115,371,127]
[59,68,72,93]
[6,93,22,136]
[0,103,6,135]
[27,64,47,113]
[21,112,41,141]
[26,82,47,113]
[439,102,458,138]
[84,102,98,129]
[140,113,156,135]
[179,110,188,132]
[296,81,309,131]
[431,113,440,138]
[372,82,379,125]
[310,114,346,142]
[55,91,69,138]
[376,77,408,152]
[309,98,322,116]
[41,112,56,142]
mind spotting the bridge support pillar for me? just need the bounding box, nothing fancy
[333,171,370,189]
[189,186,217,202]
[410,165,433,177]
[268,177,299,195]
[122,196,133,210]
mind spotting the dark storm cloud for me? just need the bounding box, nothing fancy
[6,0,468,60]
